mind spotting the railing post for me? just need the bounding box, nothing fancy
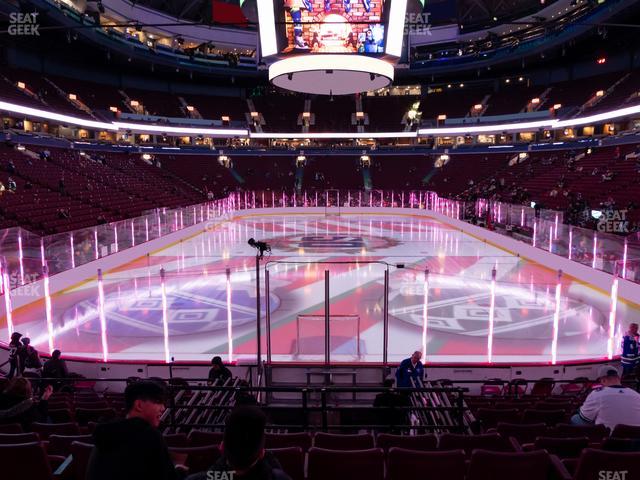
[325,270,330,366]
[321,388,328,432]
[266,269,272,364]
[302,388,309,431]
[456,391,465,433]
[383,268,389,366]
[256,254,262,371]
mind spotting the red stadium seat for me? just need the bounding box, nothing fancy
[476,408,520,429]
[188,430,224,447]
[0,423,23,434]
[611,424,640,439]
[265,432,312,452]
[551,423,610,443]
[495,423,548,444]
[70,441,94,480]
[31,422,81,439]
[267,447,304,480]
[376,433,438,452]
[438,433,515,456]
[573,449,640,480]
[0,432,40,444]
[47,434,94,456]
[521,408,567,426]
[533,436,589,459]
[0,442,55,480]
[163,433,189,447]
[74,408,117,426]
[467,449,568,480]
[387,448,467,480]
[168,445,220,474]
[307,448,385,480]
[313,432,375,450]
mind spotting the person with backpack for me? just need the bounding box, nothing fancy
[19,337,42,373]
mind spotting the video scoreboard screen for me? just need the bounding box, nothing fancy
[258,0,407,58]
[281,0,385,54]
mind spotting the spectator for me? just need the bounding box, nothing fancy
[571,366,640,431]
[88,380,181,480]
[621,323,639,375]
[0,377,52,429]
[7,332,23,379]
[19,337,42,372]
[191,406,291,480]
[7,177,16,192]
[395,351,424,388]
[208,356,232,385]
[42,349,69,390]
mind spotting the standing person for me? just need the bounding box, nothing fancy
[20,337,42,372]
[87,380,182,480]
[7,332,23,379]
[395,351,424,388]
[208,356,232,385]
[621,323,639,375]
[571,366,640,431]
[374,378,411,432]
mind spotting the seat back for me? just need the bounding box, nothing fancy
[438,433,512,456]
[48,434,94,456]
[533,436,589,459]
[32,422,80,439]
[601,437,640,452]
[0,432,39,444]
[0,423,23,434]
[496,423,548,444]
[0,442,52,480]
[477,408,520,428]
[553,423,610,442]
[70,441,94,480]
[573,449,640,480]
[307,448,384,480]
[611,424,640,439]
[268,447,304,480]
[74,408,117,426]
[376,433,438,452]
[163,433,189,447]
[387,448,466,480]
[188,430,223,447]
[467,449,551,480]
[265,432,312,452]
[168,445,220,474]
[313,432,374,450]
[521,408,566,426]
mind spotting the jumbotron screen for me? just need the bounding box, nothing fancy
[282,0,385,54]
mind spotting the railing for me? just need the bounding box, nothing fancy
[4,188,635,292]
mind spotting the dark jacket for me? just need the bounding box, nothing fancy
[42,358,68,378]
[208,366,232,385]
[0,394,48,429]
[188,451,291,480]
[87,417,177,480]
[395,358,425,388]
